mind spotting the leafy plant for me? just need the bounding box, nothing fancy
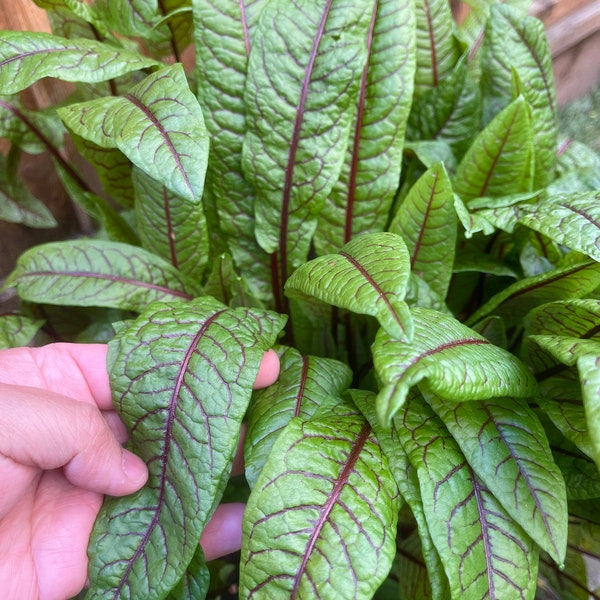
[1,0,599,598]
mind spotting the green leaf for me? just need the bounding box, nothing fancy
[389,162,456,301]
[167,547,209,600]
[240,413,400,599]
[397,393,539,600]
[518,192,600,262]
[481,5,557,189]
[577,354,600,471]
[551,438,600,501]
[0,314,44,348]
[58,64,209,203]
[286,232,413,342]
[5,240,199,311]
[87,298,286,599]
[406,57,481,157]
[71,136,135,209]
[453,95,534,201]
[427,394,568,564]
[0,159,57,228]
[133,167,209,282]
[413,0,461,99]
[373,306,538,424]
[351,389,450,600]
[466,261,600,329]
[314,0,416,255]
[193,0,272,301]
[0,30,158,94]
[244,346,352,488]
[242,0,373,282]
[0,97,65,154]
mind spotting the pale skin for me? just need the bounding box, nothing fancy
[0,343,280,600]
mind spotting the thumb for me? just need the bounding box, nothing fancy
[0,384,147,496]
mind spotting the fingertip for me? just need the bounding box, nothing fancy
[200,503,245,561]
[253,349,280,389]
[121,450,149,492]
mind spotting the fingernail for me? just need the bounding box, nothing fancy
[122,450,148,487]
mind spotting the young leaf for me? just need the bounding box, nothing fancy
[482,4,557,189]
[244,346,352,488]
[466,260,600,329]
[240,413,400,599]
[373,306,538,424]
[412,0,461,99]
[242,0,373,285]
[577,354,600,471]
[58,64,209,203]
[0,314,44,348]
[193,0,273,301]
[5,240,199,311]
[286,232,413,342]
[398,393,539,600]
[86,298,286,599]
[0,30,159,94]
[314,0,416,254]
[426,394,568,564]
[133,167,209,282]
[518,192,600,263]
[389,162,456,301]
[453,95,534,201]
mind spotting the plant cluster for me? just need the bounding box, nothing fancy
[1,0,600,598]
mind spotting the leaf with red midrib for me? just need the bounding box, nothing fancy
[240,412,400,599]
[85,298,286,599]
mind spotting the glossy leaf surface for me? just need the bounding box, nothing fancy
[398,393,539,600]
[0,314,43,348]
[577,354,600,471]
[5,240,198,311]
[0,30,158,94]
[241,413,400,599]
[242,0,373,281]
[373,306,537,424]
[58,64,209,203]
[286,232,413,342]
[86,298,286,599]
[244,346,352,488]
[427,395,568,563]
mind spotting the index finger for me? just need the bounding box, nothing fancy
[0,343,113,410]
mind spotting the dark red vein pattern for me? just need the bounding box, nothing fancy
[86,301,285,599]
[241,415,400,598]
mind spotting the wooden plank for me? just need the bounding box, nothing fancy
[544,0,600,54]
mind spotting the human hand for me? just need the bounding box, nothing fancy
[0,343,279,600]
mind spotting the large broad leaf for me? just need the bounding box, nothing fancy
[86,298,286,599]
[351,389,450,600]
[133,167,209,282]
[398,392,539,600]
[427,394,568,564]
[481,4,557,189]
[244,346,352,488]
[389,162,456,301]
[240,412,400,599]
[242,0,373,286]
[466,260,600,329]
[412,0,461,99]
[0,30,158,94]
[58,64,208,203]
[314,0,416,255]
[373,306,538,424]
[193,0,272,301]
[577,354,600,471]
[518,192,600,263]
[453,95,534,201]
[286,232,413,342]
[5,240,199,311]
[0,314,44,348]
